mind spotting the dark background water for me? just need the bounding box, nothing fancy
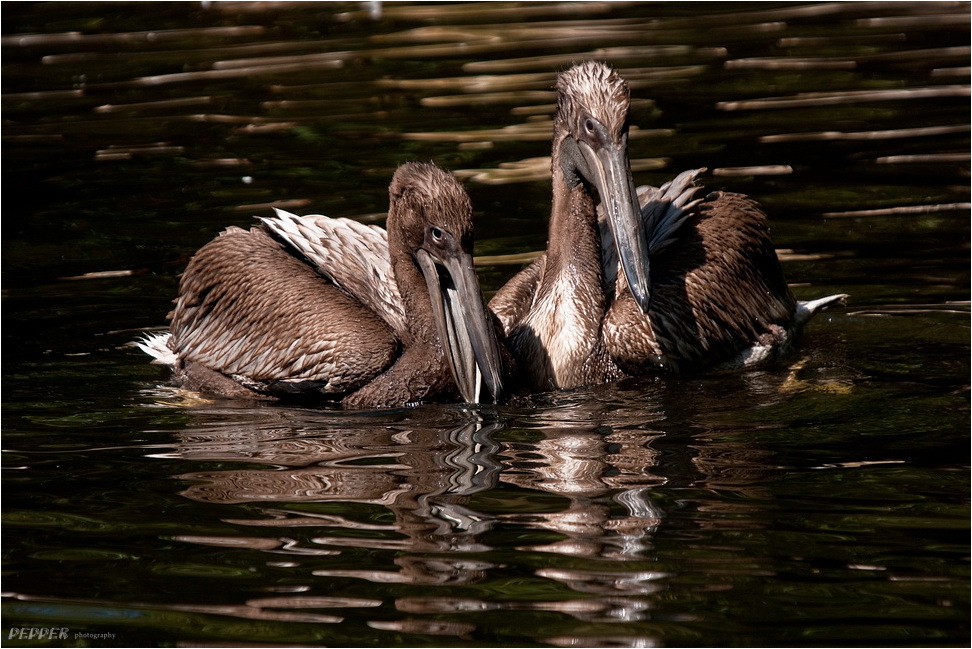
[2,2,969,647]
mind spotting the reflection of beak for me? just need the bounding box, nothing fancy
[579,139,652,313]
[415,249,505,404]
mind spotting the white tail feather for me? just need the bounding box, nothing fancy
[136,332,177,366]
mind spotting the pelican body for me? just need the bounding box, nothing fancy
[140,162,504,409]
[490,61,846,391]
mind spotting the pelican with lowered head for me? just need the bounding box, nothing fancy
[139,161,505,409]
[489,61,846,391]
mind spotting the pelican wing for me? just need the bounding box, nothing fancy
[168,226,398,394]
[641,168,705,254]
[262,209,408,338]
[599,168,704,292]
[487,254,546,336]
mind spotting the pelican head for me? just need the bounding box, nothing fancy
[387,162,505,404]
[554,61,651,313]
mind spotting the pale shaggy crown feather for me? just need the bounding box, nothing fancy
[389,161,473,236]
[555,61,630,134]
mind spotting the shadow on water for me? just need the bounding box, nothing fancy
[2,1,969,647]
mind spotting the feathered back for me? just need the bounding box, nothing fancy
[262,209,408,337]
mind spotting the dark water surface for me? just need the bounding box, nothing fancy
[2,2,969,647]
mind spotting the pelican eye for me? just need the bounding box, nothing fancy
[584,118,596,134]
[430,226,444,240]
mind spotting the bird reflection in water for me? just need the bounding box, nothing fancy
[161,366,820,637]
[172,407,505,586]
[162,401,670,627]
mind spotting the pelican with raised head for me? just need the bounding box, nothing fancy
[489,61,846,391]
[139,162,505,409]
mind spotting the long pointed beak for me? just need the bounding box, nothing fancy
[579,139,652,313]
[415,249,505,404]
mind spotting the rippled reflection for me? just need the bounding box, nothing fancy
[169,408,501,574]
[157,397,680,632]
[156,363,838,608]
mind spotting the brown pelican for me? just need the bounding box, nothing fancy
[139,162,505,409]
[489,61,846,391]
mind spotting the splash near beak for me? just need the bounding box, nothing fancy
[415,249,505,404]
[579,139,652,313]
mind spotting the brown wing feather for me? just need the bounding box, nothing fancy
[168,226,398,394]
[262,210,408,339]
[487,254,546,335]
[605,191,797,373]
